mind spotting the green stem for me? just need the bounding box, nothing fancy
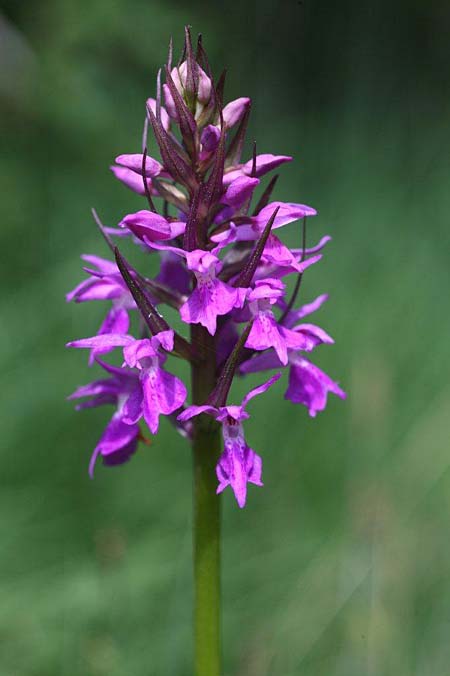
[191,325,222,676]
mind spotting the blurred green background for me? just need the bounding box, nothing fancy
[1,1,449,674]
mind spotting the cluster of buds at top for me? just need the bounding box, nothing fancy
[67,27,345,508]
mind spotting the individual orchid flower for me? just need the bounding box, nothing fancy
[178,374,281,507]
[241,294,345,414]
[146,241,247,335]
[67,330,187,434]
[119,210,186,242]
[242,279,320,365]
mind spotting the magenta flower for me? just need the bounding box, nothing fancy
[67,330,187,435]
[243,279,320,365]
[241,294,346,415]
[66,27,345,507]
[119,209,186,242]
[147,242,246,335]
[179,374,280,507]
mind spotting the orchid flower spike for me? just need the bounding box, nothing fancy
[66,27,345,508]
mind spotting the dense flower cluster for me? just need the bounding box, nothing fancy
[67,29,345,507]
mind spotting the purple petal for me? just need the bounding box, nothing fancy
[101,437,138,467]
[291,235,332,257]
[201,124,221,152]
[110,166,155,196]
[245,447,263,487]
[254,201,317,229]
[115,153,162,177]
[241,372,282,408]
[291,323,334,347]
[156,251,191,295]
[89,307,131,365]
[285,357,346,416]
[282,294,329,329]
[66,278,95,303]
[143,239,186,258]
[262,234,321,273]
[222,168,245,187]
[67,334,134,350]
[89,414,139,477]
[75,393,117,410]
[119,210,174,241]
[216,439,263,508]
[162,83,178,120]
[242,154,292,178]
[222,97,251,128]
[68,378,120,401]
[151,329,174,354]
[279,324,321,352]
[121,386,144,424]
[180,279,241,336]
[245,313,289,365]
[222,176,260,209]
[123,338,156,368]
[240,350,284,374]
[81,255,119,275]
[215,405,248,423]
[247,278,285,302]
[72,279,125,303]
[146,97,171,131]
[141,368,187,434]
[177,405,217,422]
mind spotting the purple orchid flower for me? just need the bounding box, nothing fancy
[241,294,346,414]
[147,242,247,335]
[119,210,186,242]
[67,330,187,434]
[178,373,281,507]
[242,279,320,365]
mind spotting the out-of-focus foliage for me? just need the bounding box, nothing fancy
[1,1,449,674]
